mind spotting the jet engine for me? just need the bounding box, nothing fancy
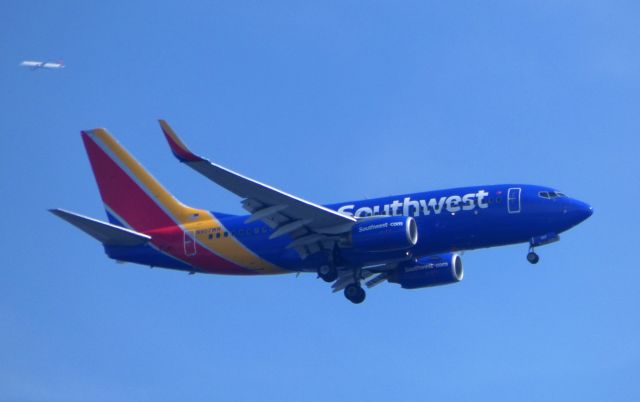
[347,216,418,253]
[388,253,463,289]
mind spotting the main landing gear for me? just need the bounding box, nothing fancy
[317,265,366,303]
[344,267,366,304]
[344,283,366,304]
[318,265,338,282]
[318,246,366,304]
[318,245,340,282]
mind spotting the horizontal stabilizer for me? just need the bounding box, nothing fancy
[50,209,151,246]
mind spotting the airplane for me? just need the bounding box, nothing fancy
[50,121,593,304]
[20,60,65,70]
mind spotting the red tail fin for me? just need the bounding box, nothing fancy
[81,128,207,232]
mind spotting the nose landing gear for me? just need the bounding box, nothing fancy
[526,233,560,264]
[527,243,540,264]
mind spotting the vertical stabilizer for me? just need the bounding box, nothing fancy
[81,128,207,232]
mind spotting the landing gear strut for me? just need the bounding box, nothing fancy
[318,245,340,282]
[527,245,540,264]
[344,283,366,304]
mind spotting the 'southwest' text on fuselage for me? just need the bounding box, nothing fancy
[338,190,490,218]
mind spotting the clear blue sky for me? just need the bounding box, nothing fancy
[1,1,639,401]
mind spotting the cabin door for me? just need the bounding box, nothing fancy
[507,187,521,214]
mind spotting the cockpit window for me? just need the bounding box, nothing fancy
[539,190,567,199]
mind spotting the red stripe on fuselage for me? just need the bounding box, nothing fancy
[82,133,255,275]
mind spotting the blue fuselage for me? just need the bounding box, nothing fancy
[215,184,592,272]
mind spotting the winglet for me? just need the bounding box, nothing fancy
[158,120,204,162]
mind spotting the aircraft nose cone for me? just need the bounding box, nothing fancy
[578,201,593,220]
[565,199,593,225]
[585,204,594,218]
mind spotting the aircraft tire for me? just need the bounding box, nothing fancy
[318,265,338,282]
[344,284,366,304]
[527,252,540,264]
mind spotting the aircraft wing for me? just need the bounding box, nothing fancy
[159,120,356,257]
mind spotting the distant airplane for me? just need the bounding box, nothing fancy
[51,121,593,304]
[20,60,64,70]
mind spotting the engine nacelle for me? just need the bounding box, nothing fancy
[388,253,463,289]
[348,216,418,253]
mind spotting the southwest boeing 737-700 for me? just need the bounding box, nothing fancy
[51,121,593,303]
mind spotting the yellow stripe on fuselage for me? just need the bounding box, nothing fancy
[185,215,287,274]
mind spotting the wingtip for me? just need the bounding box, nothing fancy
[49,208,67,218]
[158,120,203,163]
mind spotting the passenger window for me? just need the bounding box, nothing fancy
[216,233,221,239]
[224,232,229,237]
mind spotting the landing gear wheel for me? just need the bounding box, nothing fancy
[318,265,338,282]
[344,284,366,304]
[527,251,539,264]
